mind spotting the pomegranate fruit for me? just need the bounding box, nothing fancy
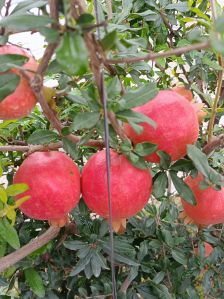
[181,174,224,225]
[173,86,207,123]
[124,90,199,163]
[0,45,38,120]
[81,149,152,220]
[14,151,80,221]
[194,242,213,257]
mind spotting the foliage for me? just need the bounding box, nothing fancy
[0,0,224,298]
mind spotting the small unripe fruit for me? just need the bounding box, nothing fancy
[181,174,224,225]
[124,90,199,163]
[81,149,152,220]
[14,151,80,221]
[0,45,38,120]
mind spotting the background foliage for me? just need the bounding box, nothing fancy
[0,0,224,298]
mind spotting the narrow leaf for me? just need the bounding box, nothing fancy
[28,130,58,144]
[170,171,196,205]
[0,73,20,102]
[25,268,45,298]
[119,83,158,110]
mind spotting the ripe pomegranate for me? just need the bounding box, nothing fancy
[14,151,80,221]
[81,149,152,221]
[181,174,224,225]
[173,86,207,123]
[124,90,199,163]
[0,45,38,120]
[194,242,213,257]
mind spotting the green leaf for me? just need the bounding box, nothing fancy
[0,73,20,102]
[116,109,156,128]
[187,145,211,178]
[162,229,174,247]
[0,54,28,72]
[64,240,87,250]
[6,183,29,196]
[215,15,224,33]
[171,159,194,172]
[157,151,171,170]
[153,271,165,284]
[0,164,3,176]
[127,152,148,169]
[70,250,93,276]
[27,130,58,144]
[0,186,7,203]
[153,172,168,198]
[0,15,53,31]
[153,284,173,299]
[202,56,223,70]
[56,32,88,75]
[77,13,95,26]
[90,255,101,277]
[10,0,47,15]
[39,27,59,43]
[66,92,88,105]
[101,30,117,50]
[62,138,79,160]
[119,83,158,110]
[171,249,187,265]
[0,218,20,249]
[135,142,157,157]
[0,0,5,10]
[120,139,132,154]
[0,239,6,257]
[24,268,45,298]
[70,112,100,131]
[166,2,189,12]
[170,171,196,205]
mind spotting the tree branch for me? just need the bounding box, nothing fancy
[106,41,210,64]
[202,134,224,155]
[71,0,128,141]
[0,226,60,274]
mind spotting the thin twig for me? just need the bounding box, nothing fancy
[0,226,60,273]
[71,0,128,141]
[106,41,210,64]
[120,273,133,293]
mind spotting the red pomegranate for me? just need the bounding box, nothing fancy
[194,242,213,257]
[81,149,152,220]
[0,45,38,120]
[14,151,80,221]
[124,90,199,163]
[181,174,224,225]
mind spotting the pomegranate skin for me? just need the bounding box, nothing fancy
[81,149,152,220]
[14,151,81,220]
[194,242,213,257]
[181,174,224,225]
[124,90,199,163]
[0,45,38,120]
